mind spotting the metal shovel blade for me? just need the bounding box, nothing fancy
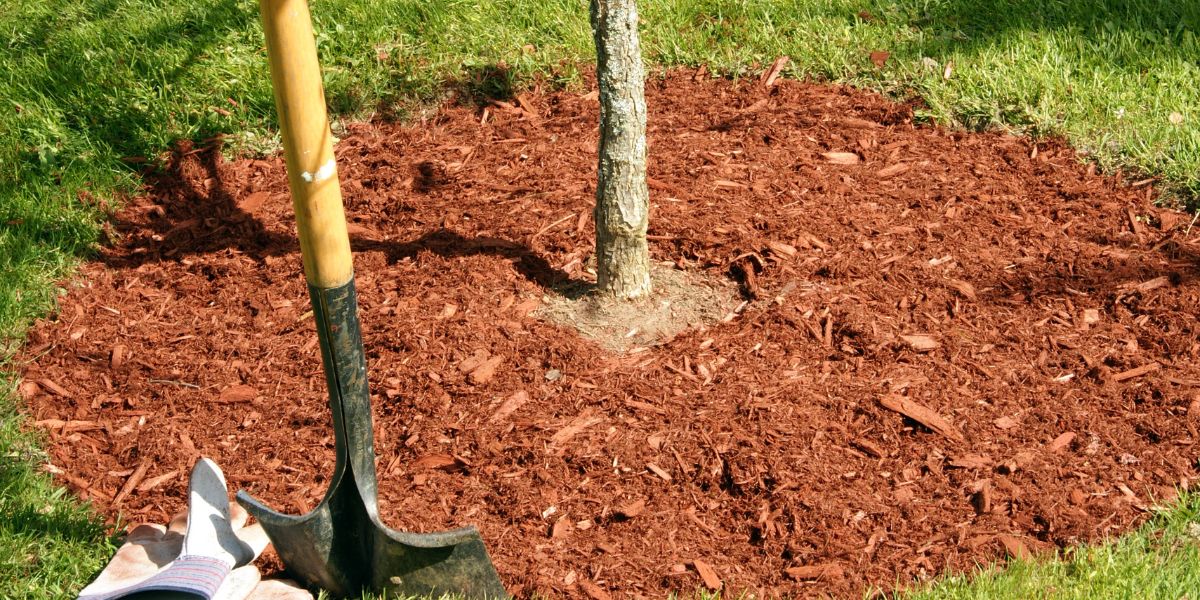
[237,282,506,598]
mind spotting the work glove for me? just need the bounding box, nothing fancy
[78,458,312,600]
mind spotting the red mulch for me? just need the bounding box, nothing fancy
[18,70,1200,598]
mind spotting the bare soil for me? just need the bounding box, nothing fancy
[536,263,739,352]
[18,70,1200,598]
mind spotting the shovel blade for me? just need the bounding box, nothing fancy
[370,525,507,599]
[237,483,367,597]
[238,480,507,599]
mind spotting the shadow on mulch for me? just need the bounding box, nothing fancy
[110,143,573,292]
[19,70,1200,599]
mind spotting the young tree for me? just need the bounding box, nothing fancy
[590,0,651,300]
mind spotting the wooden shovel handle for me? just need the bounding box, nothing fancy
[259,0,353,289]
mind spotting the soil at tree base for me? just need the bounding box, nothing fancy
[536,263,740,352]
[18,70,1200,598]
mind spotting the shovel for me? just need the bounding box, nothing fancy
[236,1,506,597]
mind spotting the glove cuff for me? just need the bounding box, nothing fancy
[78,554,231,600]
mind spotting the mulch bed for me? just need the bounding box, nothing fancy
[18,69,1200,598]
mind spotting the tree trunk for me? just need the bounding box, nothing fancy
[590,0,651,300]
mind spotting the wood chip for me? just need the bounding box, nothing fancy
[1111,362,1160,382]
[1129,276,1169,293]
[63,420,102,433]
[137,470,179,493]
[490,390,529,422]
[691,559,722,590]
[617,498,646,519]
[876,163,910,179]
[1126,208,1146,235]
[948,279,977,302]
[35,419,101,433]
[972,480,993,514]
[1158,208,1182,230]
[995,534,1031,560]
[869,50,890,68]
[799,231,830,250]
[513,94,539,122]
[412,453,460,471]
[458,349,491,373]
[646,463,673,482]
[900,334,941,352]
[760,55,789,87]
[851,438,884,458]
[1117,482,1138,500]
[468,355,504,385]
[624,399,667,415]
[714,179,747,189]
[1068,488,1087,505]
[993,416,1018,429]
[647,177,683,194]
[766,241,797,257]
[579,581,611,600]
[948,454,991,469]
[238,191,270,213]
[512,298,540,318]
[34,418,66,430]
[740,98,770,113]
[1004,450,1037,473]
[39,379,73,398]
[217,384,257,404]
[785,563,845,581]
[112,461,150,506]
[550,411,604,447]
[58,471,111,501]
[17,380,40,400]
[822,151,861,165]
[1046,432,1076,453]
[110,344,127,369]
[180,431,197,457]
[879,393,964,442]
[345,222,381,240]
[840,116,883,129]
[550,517,573,539]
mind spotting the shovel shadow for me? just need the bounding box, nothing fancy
[100,140,296,271]
[352,228,577,291]
[99,142,579,292]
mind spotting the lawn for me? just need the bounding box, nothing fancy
[1,0,1198,597]
[904,491,1200,599]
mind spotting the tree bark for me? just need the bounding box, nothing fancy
[591,0,651,300]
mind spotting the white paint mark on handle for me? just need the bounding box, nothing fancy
[300,159,337,183]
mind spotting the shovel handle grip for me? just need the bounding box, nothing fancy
[259,0,353,289]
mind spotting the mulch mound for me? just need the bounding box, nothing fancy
[18,70,1200,598]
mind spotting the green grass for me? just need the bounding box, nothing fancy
[642,0,1200,200]
[0,382,113,597]
[2,0,1199,597]
[904,491,1200,599]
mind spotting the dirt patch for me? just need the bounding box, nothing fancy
[536,263,739,352]
[17,70,1200,598]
